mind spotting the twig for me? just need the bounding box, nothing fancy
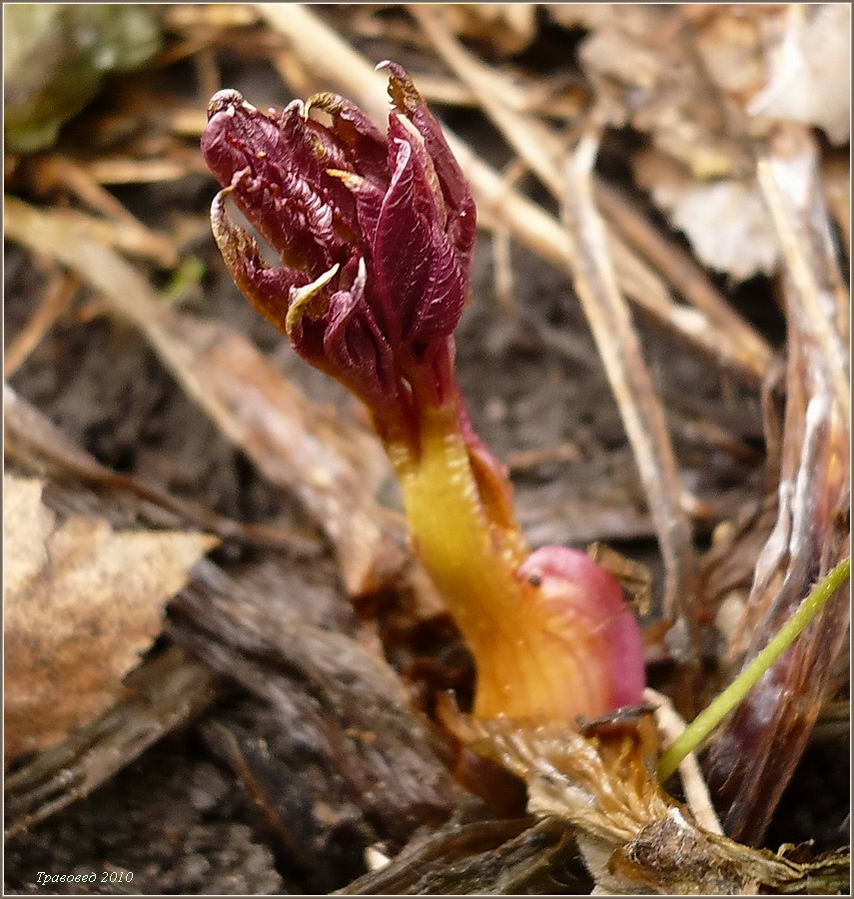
[4,270,80,377]
[644,687,723,835]
[561,124,698,638]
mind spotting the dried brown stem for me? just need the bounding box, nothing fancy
[703,125,850,845]
[643,688,722,835]
[32,155,178,268]
[560,126,698,636]
[4,269,80,377]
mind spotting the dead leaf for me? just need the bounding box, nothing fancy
[446,706,850,894]
[748,5,850,145]
[4,473,217,761]
[703,125,850,846]
[634,150,780,281]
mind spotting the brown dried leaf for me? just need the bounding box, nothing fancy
[748,5,850,146]
[4,473,217,761]
[572,5,849,284]
[703,125,850,845]
[634,150,780,281]
[449,708,850,894]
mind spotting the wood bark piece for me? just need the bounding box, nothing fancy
[168,560,468,867]
[339,816,590,895]
[5,647,217,838]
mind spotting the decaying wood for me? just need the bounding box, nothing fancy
[5,647,217,839]
[339,815,590,895]
[168,559,469,883]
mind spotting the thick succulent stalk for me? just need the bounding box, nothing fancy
[377,374,639,720]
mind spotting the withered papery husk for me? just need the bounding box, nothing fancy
[448,706,849,895]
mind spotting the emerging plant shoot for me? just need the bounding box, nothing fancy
[202,63,645,722]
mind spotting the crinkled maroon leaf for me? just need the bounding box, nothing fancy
[202,66,478,415]
[210,188,306,335]
[328,170,385,256]
[322,259,393,403]
[306,92,389,188]
[382,61,477,268]
[372,139,434,342]
[203,92,348,276]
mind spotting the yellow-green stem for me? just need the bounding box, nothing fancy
[658,558,850,782]
[385,396,595,718]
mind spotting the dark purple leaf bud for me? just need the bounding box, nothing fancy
[201,66,476,412]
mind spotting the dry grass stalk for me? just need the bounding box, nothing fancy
[559,125,699,641]
[86,156,203,185]
[33,154,178,268]
[643,688,722,835]
[4,269,80,378]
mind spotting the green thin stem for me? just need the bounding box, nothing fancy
[658,557,850,782]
